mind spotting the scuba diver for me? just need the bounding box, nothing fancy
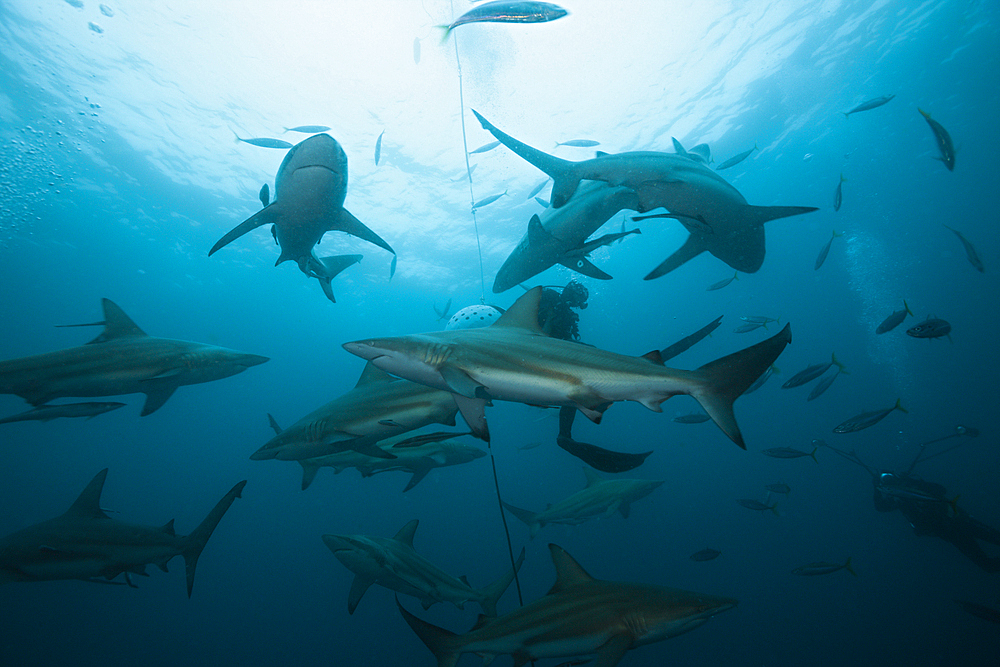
[825,426,1000,572]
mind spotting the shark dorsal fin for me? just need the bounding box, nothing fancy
[64,469,111,519]
[493,286,546,333]
[459,575,471,586]
[355,361,396,388]
[641,349,665,365]
[582,466,604,487]
[88,300,147,344]
[546,543,595,594]
[393,519,419,547]
[526,214,554,247]
[161,519,176,535]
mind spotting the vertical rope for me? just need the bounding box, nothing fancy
[449,0,525,614]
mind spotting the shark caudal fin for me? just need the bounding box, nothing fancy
[501,501,542,538]
[209,206,278,256]
[396,597,462,667]
[470,109,580,208]
[476,547,525,617]
[689,324,792,448]
[181,480,246,597]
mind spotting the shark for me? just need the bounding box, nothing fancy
[502,467,663,538]
[0,299,269,416]
[250,361,460,461]
[398,542,737,667]
[208,133,396,302]
[289,429,485,491]
[343,286,792,448]
[0,469,246,597]
[492,180,640,293]
[471,109,818,280]
[321,519,524,615]
[0,401,126,424]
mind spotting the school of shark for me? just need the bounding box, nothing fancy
[1,2,995,666]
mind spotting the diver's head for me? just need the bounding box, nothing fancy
[561,280,589,309]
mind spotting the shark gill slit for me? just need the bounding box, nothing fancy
[449,1,526,617]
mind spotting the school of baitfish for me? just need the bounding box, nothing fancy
[1,2,987,666]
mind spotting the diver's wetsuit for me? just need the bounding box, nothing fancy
[874,473,1000,572]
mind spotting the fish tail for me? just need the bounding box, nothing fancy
[894,398,908,414]
[918,107,931,120]
[832,352,848,374]
[181,480,246,597]
[436,24,453,44]
[809,446,819,464]
[842,111,851,119]
[903,300,913,317]
[397,597,462,667]
[833,230,844,238]
[844,556,857,576]
[840,173,847,183]
[770,503,780,516]
[476,548,524,616]
[501,501,541,538]
[688,324,792,449]
[947,494,961,516]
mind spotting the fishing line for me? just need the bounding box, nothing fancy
[448,0,526,614]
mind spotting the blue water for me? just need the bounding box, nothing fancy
[1,1,998,665]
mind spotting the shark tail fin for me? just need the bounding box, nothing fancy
[397,597,462,667]
[209,207,277,256]
[181,480,246,598]
[688,324,793,449]
[501,501,541,538]
[476,547,525,616]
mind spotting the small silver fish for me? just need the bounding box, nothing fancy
[906,316,951,340]
[918,108,955,171]
[473,190,508,210]
[526,178,549,199]
[433,298,453,322]
[815,230,843,270]
[282,125,331,134]
[944,225,984,273]
[782,354,846,388]
[716,143,758,170]
[806,369,840,401]
[673,413,710,424]
[833,399,907,433]
[765,483,791,495]
[744,364,778,394]
[792,558,855,576]
[690,548,721,561]
[842,94,895,118]
[469,140,501,154]
[534,196,550,207]
[833,175,846,212]
[736,499,778,514]
[0,401,127,424]
[441,1,570,37]
[733,322,765,334]
[707,271,738,291]
[555,139,600,148]
[761,446,818,462]
[741,315,779,325]
[875,300,913,334]
[233,133,293,149]
[413,37,421,64]
[375,130,384,166]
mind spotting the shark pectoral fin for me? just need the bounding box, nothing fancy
[337,208,395,255]
[569,388,612,423]
[645,235,707,280]
[348,575,375,614]
[440,365,487,400]
[618,501,632,519]
[595,635,633,667]
[602,500,622,518]
[691,323,792,449]
[347,438,397,460]
[557,256,613,280]
[453,395,489,442]
[403,465,432,492]
[209,206,278,256]
[140,385,177,416]
[741,204,819,227]
[299,460,321,490]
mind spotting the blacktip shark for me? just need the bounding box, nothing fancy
[250,361,459,462]
[502,467,663,538]
[398,542,737,667]
[471,109,818,280]
[0,401,126,424]
[0,299,269,416]
[344,286,792,448]
[288,429,485,491]
[0,469,246,597]
[322,519,524,615]
[209,133,396,302]
[493,180,640,293]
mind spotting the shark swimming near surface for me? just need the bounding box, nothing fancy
[209,133,396,302]
[322,519,524,615]
[471,110,818,279]
[502,467,663,538]
[250,361,460,461]
[0,299,268,416]
[344,286,791,448]
[492,180,640,292]
[398,542,737,667]
[0,469,246,597]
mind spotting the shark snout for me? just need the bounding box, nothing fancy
[321,534,357,553]
[239,353,271,368]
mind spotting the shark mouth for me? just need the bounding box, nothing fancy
[295,164,338,174]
